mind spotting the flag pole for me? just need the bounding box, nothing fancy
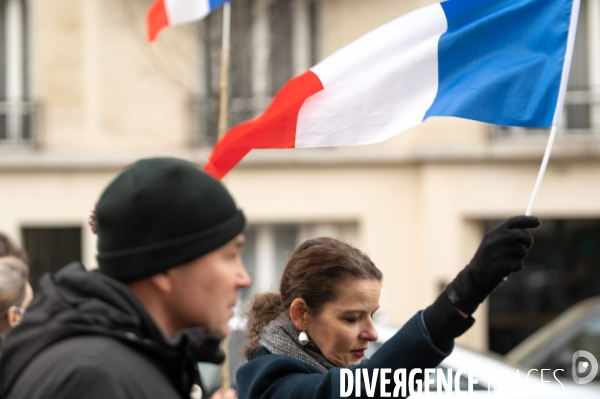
[217,2,231,141]
[525,124,558,216]
[524,0,580,216]
[218,2,232,393]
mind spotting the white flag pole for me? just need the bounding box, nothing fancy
[525,124,558,216]
[524,0,580,216]
[218,2,232,393]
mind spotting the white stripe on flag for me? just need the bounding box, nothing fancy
[165,0,211,26]
[295,4,447,148]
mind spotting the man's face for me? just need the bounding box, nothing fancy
[165,234,251,338]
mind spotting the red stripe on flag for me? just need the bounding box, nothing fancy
[204,70,324,179]
[147,0,169,42]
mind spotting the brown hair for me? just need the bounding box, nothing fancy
[244,237,382,351]
[0,233,28,264]
[0,256,30,318]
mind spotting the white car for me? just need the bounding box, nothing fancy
[372,323,600,398]
[506,296,600,388]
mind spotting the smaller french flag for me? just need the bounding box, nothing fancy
[147,0,229,42]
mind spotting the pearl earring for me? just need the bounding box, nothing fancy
[299,325,310,346]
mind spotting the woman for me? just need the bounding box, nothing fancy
[0,256,33,339]
[237,216,540,399]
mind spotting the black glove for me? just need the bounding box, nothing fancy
[423,215,540,351]
[445,215,540,315]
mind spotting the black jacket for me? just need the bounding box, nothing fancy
[236,312,452,399]
[0,262,224,399]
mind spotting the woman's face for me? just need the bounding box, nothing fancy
[305,278,381,367]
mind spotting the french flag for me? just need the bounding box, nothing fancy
[204,0,580,180]
[147,0,229,42]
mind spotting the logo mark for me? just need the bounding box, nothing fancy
[572,350,598,384]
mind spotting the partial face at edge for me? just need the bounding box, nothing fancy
[165,234,252,338]
[2,282,34,335]
[20,282,33,310]
[305,278,381,367]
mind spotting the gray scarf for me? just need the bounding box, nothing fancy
[258,315,335,373]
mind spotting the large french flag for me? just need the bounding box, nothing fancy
[204,0,580,179]
[147,0,229,42]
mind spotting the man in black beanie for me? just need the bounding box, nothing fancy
[0,157,251,399]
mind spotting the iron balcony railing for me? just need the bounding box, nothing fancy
[492,89,600,139]
[0,100,37,146]
[194,91,600,145]
[192,96,272,147]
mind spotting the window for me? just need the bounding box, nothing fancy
[0,0,34,146]
[22,227,82,289]
[195,0,321,146]
[239,222,358,303]
[493,0,600,139]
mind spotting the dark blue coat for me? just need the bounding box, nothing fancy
[237,311,452,399]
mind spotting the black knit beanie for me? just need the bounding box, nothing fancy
[96,157,245,283]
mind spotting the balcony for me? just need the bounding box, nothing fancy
[0,100,37,147]
[492,89,600,141]
[192,96,272,147]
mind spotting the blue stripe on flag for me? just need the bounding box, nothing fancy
[209,0,229,11]
[425,0,573,127]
